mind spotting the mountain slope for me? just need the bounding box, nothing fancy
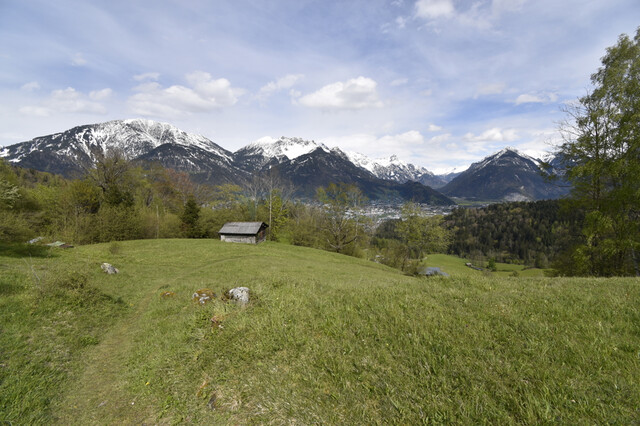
[0,119,238,179]
[441,148,568,201]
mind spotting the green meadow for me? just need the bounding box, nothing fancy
[1,239,639,424]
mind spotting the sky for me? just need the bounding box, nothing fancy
[1,0,638,173]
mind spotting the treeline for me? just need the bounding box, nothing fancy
[0,153,307,246]
[1,154,453,274]
[441,201,583,268]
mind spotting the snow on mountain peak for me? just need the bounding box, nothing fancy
[343,150,433,182]
[245,136,330,160]
[468,146,541,174]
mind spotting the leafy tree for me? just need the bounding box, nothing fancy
[396,202,450,270]
[556,27,640,276]
[315,183,366,254]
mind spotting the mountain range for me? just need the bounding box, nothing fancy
[0,119,569,204]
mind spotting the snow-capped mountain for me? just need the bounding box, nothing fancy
[1,122,455,204]
[2,119,570,203]
[232,137,453,204]
[233,136,331,171]
[441,147,569,201]
[0,119,239,180]
[342,151,447,188]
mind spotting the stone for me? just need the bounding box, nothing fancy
[101,263,119,274]
[227,287,250,305]
[192,288,215,304]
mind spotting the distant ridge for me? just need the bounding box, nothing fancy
[441,147,569,201]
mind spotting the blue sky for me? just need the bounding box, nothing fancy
[1,0,638,172]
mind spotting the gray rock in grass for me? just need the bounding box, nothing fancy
[101,263,119,274]
[227,287,250,305]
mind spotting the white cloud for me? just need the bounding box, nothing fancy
[128,71,243,117]
[428,123,443,132]
[395,16,407,29]
[258,74,304,99]
[321,130,425,158]
[514,92,558,105]
[21,81,40,91]
[18,106,50,117]
[89,88,113,101]
[492,0,527,15]
[19,87,108,117]
[134,72,160,82]
[429,133,451,143]
[390,78,409,87]
[71,53,87,66]
[414,0,527,29]
[298,77,383,110]
[414,0,455,19]
[475,83,506,97]
[464,127,518,143]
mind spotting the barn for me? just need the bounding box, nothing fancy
[218,222,269,244]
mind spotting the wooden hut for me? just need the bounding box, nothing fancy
[218,222,268,244]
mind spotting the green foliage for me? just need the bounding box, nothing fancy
[97,204,143,242]
[487,257,497,272]
[288,202,323,248]
[444,200,583,267]
[397,203,450,257]
[180,196,202,238]
[556,27,640,276]
[316,183,366,253]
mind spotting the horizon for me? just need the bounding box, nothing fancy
[1,0,638,172]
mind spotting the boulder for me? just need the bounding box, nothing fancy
[101,263,119,274]
[227,287,250,305]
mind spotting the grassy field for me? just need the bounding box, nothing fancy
[1,239,639,424]
[425,253,547,277]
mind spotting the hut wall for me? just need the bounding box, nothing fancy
[221,234,257,244]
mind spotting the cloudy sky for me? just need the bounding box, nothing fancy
[1,0,638,172]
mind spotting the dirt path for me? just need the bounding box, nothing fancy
[53,288,161,425]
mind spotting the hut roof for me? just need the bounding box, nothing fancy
[219,222,267,235]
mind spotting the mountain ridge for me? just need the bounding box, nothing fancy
[0,119,455,204]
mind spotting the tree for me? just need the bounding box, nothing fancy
[181,195,202,238]
[556,27,640,276]
[396,202,450,270]
[315,183,366,254]
[89,148,135,207]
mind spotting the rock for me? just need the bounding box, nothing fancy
[418,266,450,277]
[192,288,215,304]
[227,287,250,305]
[101,263,119,274]
[160,291,175,298]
